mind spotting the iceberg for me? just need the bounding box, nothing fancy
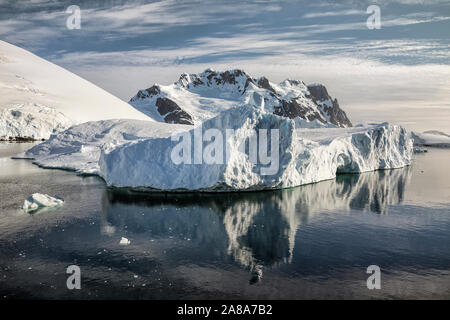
[18,106,412,192]
[119,237,131,245]
[411,131,450,148]
[99,106,413,191]
[22,193,64,212]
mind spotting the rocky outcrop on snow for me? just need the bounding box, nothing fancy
[155,97,193,125]
[129,69,352,128]
[306,84,352,127]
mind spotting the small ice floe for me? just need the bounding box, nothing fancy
[22,193,64,213]
[119,237,131,245]
[101,224,116,235]
[413,146,428,153]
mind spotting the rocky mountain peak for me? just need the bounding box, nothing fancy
[129,69,352,128]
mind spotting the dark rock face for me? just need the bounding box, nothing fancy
[0,136,41,142]
[178,73,204,88]
[323,99,352,128]
[307,84,352,127]
[274,100,326,123]
[307,84,330,101]
[131,85,160,101]
[155,97,193,125]
[257,77,276,94]
[204,69,250,89]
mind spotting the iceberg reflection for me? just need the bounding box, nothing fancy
[101,167,411,283]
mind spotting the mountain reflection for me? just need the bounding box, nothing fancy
[101,167,411,283]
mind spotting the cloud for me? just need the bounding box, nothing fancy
[51,34,450,132]
[302,9,364,19]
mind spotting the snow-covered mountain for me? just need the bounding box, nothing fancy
[129,69,352,128]
[0,41,151,140]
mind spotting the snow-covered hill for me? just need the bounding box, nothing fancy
[0,41,151,139]
[129,69,352,128]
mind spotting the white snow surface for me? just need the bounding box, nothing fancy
[0,103,72,139]
[0,41,151,139]
[22,193,64,212]
[99,106,413,191]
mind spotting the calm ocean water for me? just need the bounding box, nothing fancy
[0,143,449,299]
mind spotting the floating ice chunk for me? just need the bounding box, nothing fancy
[413,146,428,153]
[119,237,131,245]
[22,193,64,212]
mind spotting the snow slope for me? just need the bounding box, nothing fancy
[411,130,450,148]
[129,69,352,128]
[99,106,411,191]
[0,41,151,139]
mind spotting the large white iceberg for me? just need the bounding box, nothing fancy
[18,105,412,192]
[99,106,413,191]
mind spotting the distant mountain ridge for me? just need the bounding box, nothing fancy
[129,69,352,128]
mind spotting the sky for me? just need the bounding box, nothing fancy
[0,0,449,132]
